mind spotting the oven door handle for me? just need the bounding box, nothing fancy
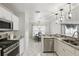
[4,45,19,56]
[4,42,19,52]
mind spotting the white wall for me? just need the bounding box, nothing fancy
[45,15,61,34]
[50,21,61,34]
[24,10,32,52]
[17,13,25,35]
[45,22,50,34]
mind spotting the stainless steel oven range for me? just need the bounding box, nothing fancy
[0,32,19,56]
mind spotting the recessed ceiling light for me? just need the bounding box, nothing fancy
[35,11,40,13]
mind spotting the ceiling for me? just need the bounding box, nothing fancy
[2,3,65,13]
[1,3,79,25]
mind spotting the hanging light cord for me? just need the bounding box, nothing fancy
[55,13,58,20]
[68,3,72,19]
[69,3,71,13]
[60,9,63,22]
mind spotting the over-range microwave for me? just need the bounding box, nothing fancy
[0,18,13,31]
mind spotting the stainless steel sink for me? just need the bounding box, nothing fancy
[64,39,74,43]
[63,39,79,46]
[54,34,67,38]
[72,42,79,46]
[54,34,79,46]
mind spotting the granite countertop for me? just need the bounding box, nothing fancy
[42,35,56,39]
[53,35,79,50]
[42,34,79,50]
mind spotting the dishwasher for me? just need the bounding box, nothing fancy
[42,38,54,53]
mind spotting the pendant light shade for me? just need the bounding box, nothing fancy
[68,12,72,19]
[55,13,59,24]
[60,17,63,21]
[68,3,72,19]
[59,9,64,22]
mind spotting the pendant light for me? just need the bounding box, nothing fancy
[55,13,59,24]
[38,21,41,31]
[55,13,58,20]
[59,9,63,22]
[68,3,72,19]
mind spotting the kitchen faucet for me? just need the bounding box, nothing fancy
[72,31,79,41]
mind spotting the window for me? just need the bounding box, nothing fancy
[32,25,46,36]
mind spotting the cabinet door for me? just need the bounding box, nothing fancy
[44,38,54,52]
[55,40,75,56]
[54,39,58,52]
[12,15,19,30]
[19,38,24,56]
[56,40,64,56]
[0,6,11,21]
[75,49,79,56]
[63,43,75,56]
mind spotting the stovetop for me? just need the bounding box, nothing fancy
[0,40,19,49]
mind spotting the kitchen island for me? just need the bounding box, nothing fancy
[41,35,55,53]
[42,34,79,56]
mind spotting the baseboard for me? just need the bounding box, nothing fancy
[43,51,55,53]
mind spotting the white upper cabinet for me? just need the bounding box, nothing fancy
[11,14,19,30]
[0,6,11,21]
[0,5,19,30]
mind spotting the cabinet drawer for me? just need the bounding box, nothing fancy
[75,49,79,56]
[64,44,75,54]
[56,40,75,56]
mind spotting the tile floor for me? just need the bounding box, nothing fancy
[23,39,57,56]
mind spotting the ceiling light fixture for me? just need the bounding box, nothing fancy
[35,11,40,13]
[55,13,58,19]
[59,9,64,22]
[68,3,72,19]
[55,13,59,24]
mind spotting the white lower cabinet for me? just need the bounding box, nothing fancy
[19,38,24,56]
[62,43,75,56]
[55,39,66,56]
[54,39,57,52]
[54,39,76,56]
[54,39,64,56]
[75,49,79,56]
